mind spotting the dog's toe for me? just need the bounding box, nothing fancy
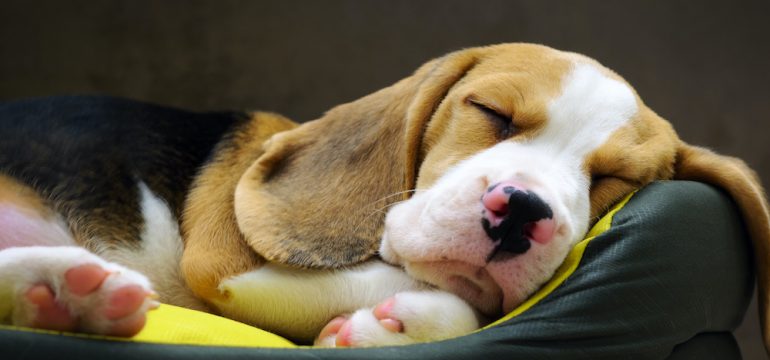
[101,284,154,336]
[314,316,349,347]
[103,285,150,320]
[73,264,157,336]
[64,263,109,296]
[372,297,403,333]
[25,284,77,331]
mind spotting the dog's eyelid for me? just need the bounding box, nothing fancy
[466,97,511,119]
[591,173,618,181]
[590,174,637,188]
[466,98,513,124]
[466,97,516,138]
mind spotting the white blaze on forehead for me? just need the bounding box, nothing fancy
[538,63,638,157]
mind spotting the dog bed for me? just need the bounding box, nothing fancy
[0,181,753,359]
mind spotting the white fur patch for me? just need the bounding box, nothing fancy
[96,182,203,309]
[215,261,423,342]
[542,63,638,157]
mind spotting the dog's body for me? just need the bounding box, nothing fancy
[1,44,769,350]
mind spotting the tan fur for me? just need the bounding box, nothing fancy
[585,106,679,220]
[180,112,296,303]
[0,175,53,219]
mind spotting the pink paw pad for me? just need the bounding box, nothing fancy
[107,311,148,337]
[317,316,348,342]
[25,284,76,331]
[24,263,153,337]
[104,285,149,320]
[64,263,109,296]
[317,316,354,347]
[335,318,354,347]
[102,284,152,337]
[373,297,403,333]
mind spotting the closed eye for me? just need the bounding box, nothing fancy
[467,99,515,138]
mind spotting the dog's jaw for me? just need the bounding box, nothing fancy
[380,62,639,315]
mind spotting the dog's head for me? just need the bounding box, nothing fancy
[234,43,770,342]
[378,45,674,315]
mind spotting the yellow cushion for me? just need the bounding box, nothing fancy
[1,304,296,348]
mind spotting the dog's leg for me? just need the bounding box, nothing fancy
[213,260,427,343]
[215,258,481,345]
[0,246,158,336]
[314,290,481,347]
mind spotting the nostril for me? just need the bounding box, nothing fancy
[491,207,508,218]
[487,201,509,218]
[523,218,555,244]
[482,183,519,218]
[523,222,535,239]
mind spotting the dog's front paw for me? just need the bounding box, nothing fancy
[314,290,480,347]
[0,246,158,336]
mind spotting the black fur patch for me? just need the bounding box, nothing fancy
[0,95,247,245]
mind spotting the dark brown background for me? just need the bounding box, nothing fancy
[1,0,768,358]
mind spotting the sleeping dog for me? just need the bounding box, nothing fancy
[1,43,769,349]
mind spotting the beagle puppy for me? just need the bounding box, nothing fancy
[0,43,768,350]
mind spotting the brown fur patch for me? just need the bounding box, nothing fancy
[181,112,297,302]
[0,174,53,219]
[585,106,679,220]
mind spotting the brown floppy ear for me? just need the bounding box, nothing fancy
[674,143,770,353]
[587,107,680,221]
[234,49,480,268]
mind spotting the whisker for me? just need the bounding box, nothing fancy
[370,199,410,215]
[365,189,425,209]
[349,198,414,239]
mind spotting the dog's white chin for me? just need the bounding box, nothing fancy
[403,261,503,316]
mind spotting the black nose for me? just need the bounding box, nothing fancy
[481,183,553,258]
